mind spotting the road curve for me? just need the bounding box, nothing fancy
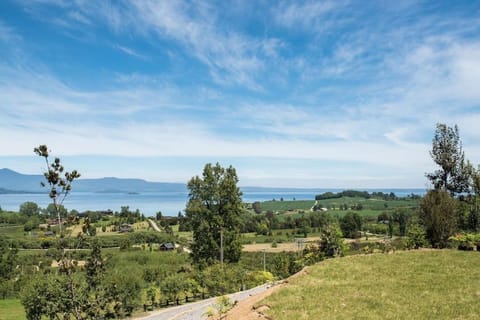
[135,283,278,320]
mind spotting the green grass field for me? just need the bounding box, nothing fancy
[0,225,26,239]
[258,200,315,213]
[317,196,420,211]
[260,250,480,319]
[0,299,25,320]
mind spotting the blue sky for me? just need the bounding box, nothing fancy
[1,0,480,188]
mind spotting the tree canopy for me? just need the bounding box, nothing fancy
[426,123,471,196]
[185,163,243,266]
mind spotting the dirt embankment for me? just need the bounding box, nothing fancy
[223,267,309,319]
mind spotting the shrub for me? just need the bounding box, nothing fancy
[340,212,362,238]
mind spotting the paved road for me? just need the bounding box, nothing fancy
[137,283,276,320]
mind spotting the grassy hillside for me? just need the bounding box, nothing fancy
[261,250,480,319]
[0,299,25,320]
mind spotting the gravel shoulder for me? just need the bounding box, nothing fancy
[223,267,309,319]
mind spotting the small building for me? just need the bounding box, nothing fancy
[38,223,49,230]
[160,242,175,251]
[119,224,133,233]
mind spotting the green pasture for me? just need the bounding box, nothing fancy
[261,250,480,319]
[0,299,25,320]
[316,196,420,211]
[258,200,315,213]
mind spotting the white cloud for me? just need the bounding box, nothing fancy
[273,0,343,30]
[114,44,148,60]
[0,20,21,43]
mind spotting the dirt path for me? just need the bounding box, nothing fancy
[223,267,309,319]
[147,218,162,232]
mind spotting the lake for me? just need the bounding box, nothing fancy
[0,188,425,216]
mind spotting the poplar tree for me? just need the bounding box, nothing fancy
[426,124,471,196]
[185,163,243,266]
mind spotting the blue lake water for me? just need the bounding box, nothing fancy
[0,188,425,216]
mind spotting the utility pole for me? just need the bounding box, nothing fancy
[220,229,224,268]
[262,249,266,272]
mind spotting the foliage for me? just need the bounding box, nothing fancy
[214,295,233,316]
[405,217,427,249]
[34,145,80,234]
[186,163,243,266]
[426,123,471,196]
[392,208,410,236]
[319,224,345,258]
[315,190,398,201]
[448,233,480,251]
[0,242,18,299]
[160,273,187,302]
[19,202,40,217]
[420,190,457,248]
[246,270,274,287]
[339,212,362,238]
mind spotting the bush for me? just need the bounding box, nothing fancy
[340,212,362,238]
[448,233,479,251]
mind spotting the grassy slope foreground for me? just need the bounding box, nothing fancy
[261,250,480,319]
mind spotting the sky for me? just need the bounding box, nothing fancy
[0,0,479,188]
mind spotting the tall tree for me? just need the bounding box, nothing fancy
[185,163,243,266]
[426,124,471,196]
[420,190,457,248]
[34,145,80,234]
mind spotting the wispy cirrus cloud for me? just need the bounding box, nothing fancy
[1,1,480,188]
[18,0,279,90]
[0,20,21,43]
[114,44,148,60]
[272,0,346,31]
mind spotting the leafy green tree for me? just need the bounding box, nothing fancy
[420,190,457,248]
[426,124,472,196]
[161,274,186,304]
[0,243,18,298]
[19,202,40,217]
[103,268,142,317]
[252,201,262,214]
[467,165,480,231]
[44,203,68,219]
[392,209,410,236]
[85,239,105,290]
[319,224,344,258]
[405,217,427,249]
[340,212,362,238]
[23,216,40,232]
[185,163,243,266]
[34,145,80,234]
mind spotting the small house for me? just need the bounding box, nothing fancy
[160,242,175,251]
[119,224,133,233]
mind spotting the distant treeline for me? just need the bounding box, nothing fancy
[315,190,421,201]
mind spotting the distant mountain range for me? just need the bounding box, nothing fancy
[0,168,425,196]
[0,168,187,193]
